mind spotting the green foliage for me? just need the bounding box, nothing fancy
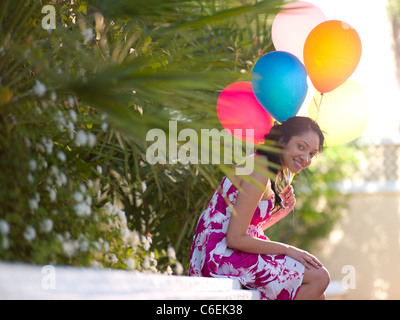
[0,0,284,272]
[0,0,356,274]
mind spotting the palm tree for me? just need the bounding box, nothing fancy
[0,0,351,272]
[0,0,284,270]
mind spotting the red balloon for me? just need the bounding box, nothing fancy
[217,82,273,144]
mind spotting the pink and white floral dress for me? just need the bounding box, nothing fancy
[188,177,305,300]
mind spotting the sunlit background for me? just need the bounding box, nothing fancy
[305,0,400,141]
[304,0,400,299]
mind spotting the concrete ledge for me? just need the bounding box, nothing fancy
[0,262,344,300]
[0,262,260,300]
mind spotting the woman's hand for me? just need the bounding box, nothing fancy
[286,246,323,270]
[280,185,296,210]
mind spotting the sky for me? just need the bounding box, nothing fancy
[297,0,400,142]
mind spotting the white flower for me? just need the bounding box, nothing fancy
[66,122,75,139]
[28,194,40,211]
[104,202,114,214]
[73,191,84,203]
[74,202,91,217]
[48,188,56,203]
[131,230,140,247]
[67,96,75,106]
[75,131,88,146]
[24,137,31,148]
[87,132,96,148]
[50,165,59,176]
[96,165,102,175]
[62,240,77,257]
[57,150,66,162]
[143,256,150,269]
[167,246,176,260]
[107,253,118,264]
[69,110,77,122]
[81,28,94,43]
[103,241,109,253]
[92,241,101,251]
[79,240,89,252]
[74,188,91,217]
[126,258,135,270]
[0,220,10,235]
[27,173,34,184]
[57,172,67,186]
[23,226,37,242]
[28,159,37,171]
[149,252,157,267]
[117,209,127,226]
[165,266,173,275]
[35,143,45,153]
[121,227,130,245]
[86,179,93,189]
[141,235,152,251]
[54,110,67,131]
[141,181,147,193]
[39,218,53,233]
[33,80,46,97]
[85,195,92,206]
[2,237,9,250]
[41,137,53,154]
[79,183,87,193]
[175,262,183,275]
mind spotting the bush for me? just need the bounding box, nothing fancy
[0,0,355,274]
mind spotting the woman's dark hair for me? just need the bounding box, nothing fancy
[256,116,325,209]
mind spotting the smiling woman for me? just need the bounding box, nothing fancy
[256,117,325,208]
[188,117,330,300]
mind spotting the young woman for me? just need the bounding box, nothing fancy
[188,116,330,300]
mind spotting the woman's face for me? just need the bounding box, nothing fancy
[280,130,320,174]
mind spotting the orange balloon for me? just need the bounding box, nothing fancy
[303,20,362,93]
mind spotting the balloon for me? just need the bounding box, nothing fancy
[251,51,308,123]
[308,80,370,146]
[303,20,362,93]
[272,1,326,62]
[217,82,274,144]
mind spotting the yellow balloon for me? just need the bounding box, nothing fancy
[308,80,370,146]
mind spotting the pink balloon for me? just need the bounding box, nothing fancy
[217,82,273,144]
[272,1,326,62]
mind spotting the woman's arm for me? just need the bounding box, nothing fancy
[261,185,296,231]
[226,170,289,255]
[226,172,323,269]
[261,207,291,231]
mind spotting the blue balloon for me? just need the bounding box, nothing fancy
[251,51,308,123]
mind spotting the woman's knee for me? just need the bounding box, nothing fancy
[304,266,330,290]
[318,266,331,289]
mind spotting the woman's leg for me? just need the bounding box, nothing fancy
[295,266,330,300]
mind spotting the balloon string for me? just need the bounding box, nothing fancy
[284,169,295,227]
[313,92,324,121]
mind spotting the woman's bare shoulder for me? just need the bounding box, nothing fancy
[232,157,269,192]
